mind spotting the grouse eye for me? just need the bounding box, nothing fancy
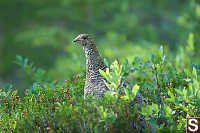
[82,36,87,40]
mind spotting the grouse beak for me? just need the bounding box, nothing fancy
[72,39,77,42]
[72,38,83,43]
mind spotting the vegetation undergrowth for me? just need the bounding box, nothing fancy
[0,34,200,133]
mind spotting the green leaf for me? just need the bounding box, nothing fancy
[131,84,139,100]
[23,58,29,68]
[187,33,194,53]
[16,55,23,66]
[99,69,107,78]
[165,105,172,118]
[12,90,17,96]
[192,67,197,80]
[141,105,152,116]
[152,103,158,112]
[120,95,129,100]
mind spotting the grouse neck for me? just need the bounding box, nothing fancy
[83,41,106,71]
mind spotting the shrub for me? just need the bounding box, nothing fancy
[0,41,200,132]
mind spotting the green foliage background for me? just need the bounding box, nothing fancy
[0,1,200,132]
[0,0,200,92]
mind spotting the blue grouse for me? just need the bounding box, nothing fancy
[72,34,155,133]
[72,34,144,103]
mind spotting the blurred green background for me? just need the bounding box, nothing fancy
[0,0,200,90]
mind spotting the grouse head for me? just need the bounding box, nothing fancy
[72,34,92,46]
